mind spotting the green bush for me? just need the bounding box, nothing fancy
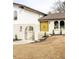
[15,34,18,40]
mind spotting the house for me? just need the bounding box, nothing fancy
[13,3,46,44]
[39,12,65,35]
[13,2,65,44]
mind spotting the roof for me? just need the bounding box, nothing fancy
[39,13,65,21]
[13,3,47,16]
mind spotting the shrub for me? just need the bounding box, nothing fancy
[15,34,18,40]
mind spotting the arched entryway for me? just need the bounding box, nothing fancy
[54,21,59,29]
[60,21,65,29]
[25,26,34,40]
[60,21,65,34]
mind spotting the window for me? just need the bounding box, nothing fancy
[20,26,22,32]
[14,11,17,20]
[54,21,59,29]
[60,21,65,28]
[29,26,33,31]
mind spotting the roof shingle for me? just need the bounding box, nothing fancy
[39,13,65,21]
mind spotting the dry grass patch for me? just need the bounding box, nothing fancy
[13,35,65,59]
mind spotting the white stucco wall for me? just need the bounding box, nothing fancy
[14,6,42,24]
[13,6,43,42]
[13,24,40,40]
[46,20,65,35]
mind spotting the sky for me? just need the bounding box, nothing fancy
[14,0,65,14]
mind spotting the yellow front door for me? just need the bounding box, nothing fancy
[40,21,48,32]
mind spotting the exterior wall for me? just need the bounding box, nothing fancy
[14,6,42,24]
[13,24,40,41]
[49,20,60,34]
[13,6,43,42]
[48,21,54,34]
[61,28,65,34]
[48,20,65,35]
[39,20,65,38]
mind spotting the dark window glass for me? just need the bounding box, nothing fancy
[29,26,33,31]
[54,21,58,29]
[14,11,17,20]
[60,21,65,28]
